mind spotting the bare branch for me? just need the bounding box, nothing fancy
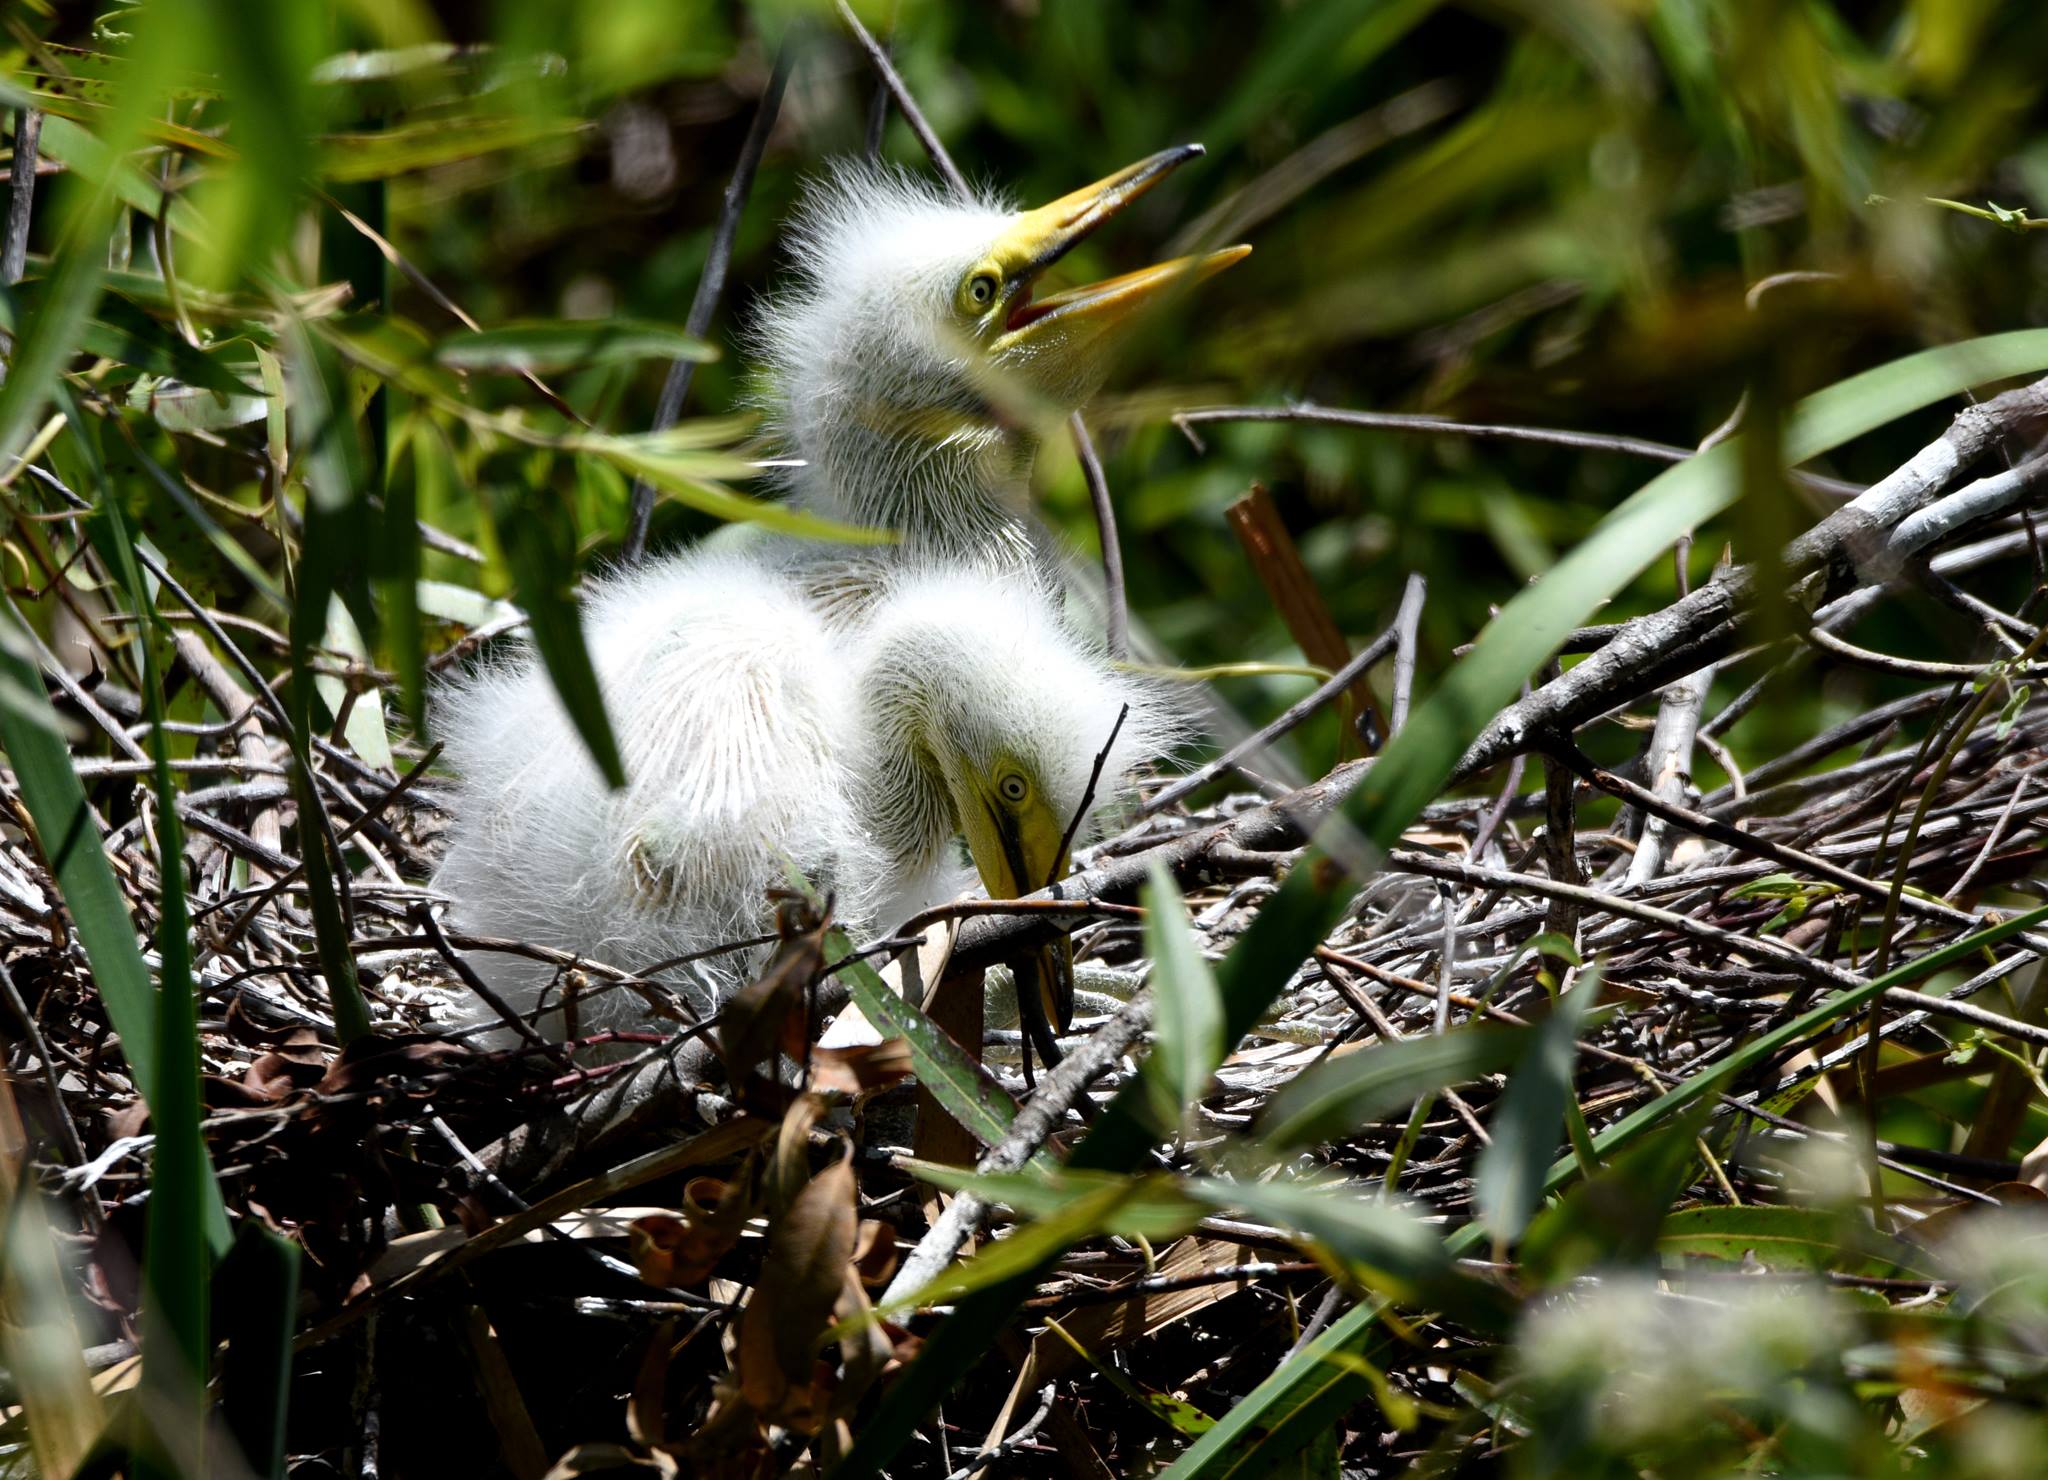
[834,0,971,201]
[622,46,793,563]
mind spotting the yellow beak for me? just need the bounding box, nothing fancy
[958,787,1076,1058]
[982,145,1251,366]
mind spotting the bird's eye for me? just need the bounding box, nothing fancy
[997,772,1030,804]
[965,272,999,309]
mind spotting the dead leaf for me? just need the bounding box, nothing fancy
[629,1174,751,1288]
[735,1153,857,1426]
[627,1319,678,1450]
[809,1038,912,1096]
[718,917,827,1092]
[541,1442,672,1478]
[767,1092,830,1218]
[849,1220,898,1290]
[240,1027,329,1101]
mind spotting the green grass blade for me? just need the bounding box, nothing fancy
[1473,968,1602,1246]
[482,476,628,790]
[433,318,715,373]
[1257,1023,1527,1154]
[0,1126,106,1477]
[1142,861,1225,1127]
[281,322,375,1042]
[834,936,1048,1164]
[0,186,112,462]
[77,431,228,1472]
[218,1223,302,1480]
[0,607,159,1095]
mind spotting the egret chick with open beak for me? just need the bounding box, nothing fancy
[756,145,1248,571]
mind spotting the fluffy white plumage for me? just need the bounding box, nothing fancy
[431,152,1233,1037]
[752,163,1044,565]
[431,552,1175,1031]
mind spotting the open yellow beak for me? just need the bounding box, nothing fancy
[959,790,1075,1059]
[984,144,1251,363]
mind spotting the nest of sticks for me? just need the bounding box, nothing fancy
[6,383,2048,1474]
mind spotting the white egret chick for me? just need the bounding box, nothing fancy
[754,145,1249,581]
[430,555,1173,1051]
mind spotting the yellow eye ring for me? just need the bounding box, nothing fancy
[965,272,999,309]
[997,772,1029,804]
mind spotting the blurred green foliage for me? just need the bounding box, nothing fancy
[13,1,2048,787]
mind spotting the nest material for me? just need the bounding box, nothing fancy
[6,400,2048,1473]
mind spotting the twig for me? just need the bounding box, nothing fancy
[203,743,444,944]
[1072,413,1127,659]
[2,107,40,288]
[835,0,971,201]
[622,45,793,563]
[0,956,97,1194]
[863,12,894,157]
[1459,375,2048,784]
[945,1384,1055,1480]
[1050,705,1129,889]
[1171,403,1863,498]
[414,907,568,1066]
[1624,654,1715,885]
[1141,622,1398,816]
[1389,573,1426,736]
[881,990,1155,1308]
[1226,483,1386,746]
[1554,745,2048,946]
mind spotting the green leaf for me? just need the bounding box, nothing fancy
[1185,1177,1445,1288]
[574,433,898,545]
[1142,861,1225,1126]
[1520,1106,1712,1286]
[317,114,590,181]
[217,1224,302,1480]
[0,282,262,396]
[281,320,376,1043]
[903,1164,1200,1242]
[1659,1206,1857,1272]
[1257,1024,1526,1154]
[126,376,270,432]
[0,651,165,1109]
[1997,684,2031,741]
[78,418,230,1458]
[434,319,716,374]
[1184,1175,1514,1334]
[878,1176,1177,1315]
[834,937,1045,1163]
[0,193,115,465]
[1728,872,1807,900]
[482,477,627,790]
[1040,1316,1217,1437]
[1474,969,1602,1245]
[316,598,393,772]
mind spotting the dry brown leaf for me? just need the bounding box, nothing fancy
[735,1152,857,1425]
[767,1091,832,1217]
[849,1219,898,1291]
[628,1175,751,1287]
[541,1442,675,1478]
[626,1319,678,1450]
[717,914,827,1091]
[809,1037,913,1096]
